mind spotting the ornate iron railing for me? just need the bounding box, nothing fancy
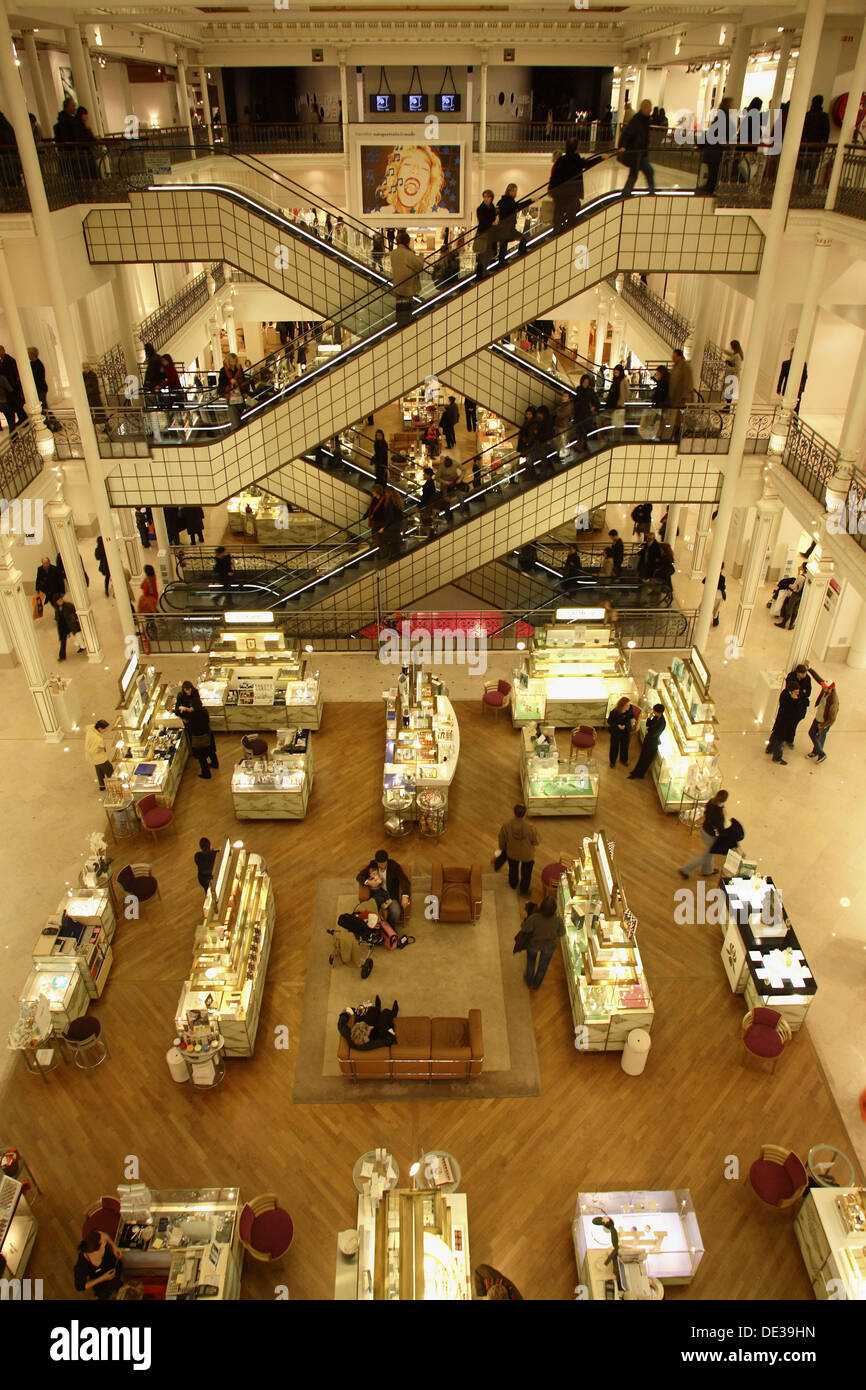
[836,144,866,221]
[0,419,43,501]
[137,264,225,351]
[781,415,840,504]
[94,343,128,403]
[701,339,728,397]
[844,468,866,555]
[614,273,690,351]
[712,143,838,211]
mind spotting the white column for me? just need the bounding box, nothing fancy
[110,268,140,377]
[656,68,668,110]
[782,234,832,415]
[665,502,682,553]
[0,538,62,740]
[81,31,104,136]
[0,239,46,421]
[733,486,781,648]
[594,293,610,369]
[21,30,52,136]
[175,51,196,152]
[0,0,136,644]
[338,57,350,167]
[725,25,753,108]
[614,66,627,140]
[198,67,214,144]
[208,317,223,372]
[695,0,828,652]
[771,32,794,111]
[684,279,711,393]
[787,556,834,670]
[224,302,238,355]
[45,495,101,660]
[826,21,866,208]
[214,68,227,131]
[690,502,714,578]
[635,61,648,107]
[64,26,95,123]
[151,507,172,590]
[846,596,866,669]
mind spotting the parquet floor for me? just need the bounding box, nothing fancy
[3,701,857,1301]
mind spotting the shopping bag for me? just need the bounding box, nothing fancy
[32,593,43,619]
[638,408,660,440]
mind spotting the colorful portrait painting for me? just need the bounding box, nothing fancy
[360,143,461,215]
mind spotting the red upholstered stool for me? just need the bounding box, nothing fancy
[481,680,511,720]
[239,1195,294,1262]
[570,725,596,763]
[63,1015,110,1070]
[748,1146,807,1209]
[542,862,567,898]
[741,1007,791,1073]
[242,735,269,758]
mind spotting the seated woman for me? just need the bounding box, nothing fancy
[74,1230,124,1301]
[359,862,391,917]
[338,996,399,1050]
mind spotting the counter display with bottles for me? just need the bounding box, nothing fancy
[226,487,330,545]
[382,668,459,832]
[795,1187,866,1301]
[197,626,323,731]
[109,655,189,806]
[574,1191,704,1295]
[512,620,636,728]
[640,649,721,813]
[113,1185,242,1300]
[720,873,817,1030]
[347,1188,471,1301]
[175,841,275,1057]
[557,833,654,1050]
[231,729,314,820]
[31,885,117,1002]
[519,725,599,815]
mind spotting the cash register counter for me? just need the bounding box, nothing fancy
[115,1188,243,1300]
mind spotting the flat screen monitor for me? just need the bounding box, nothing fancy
[369,93,396,114]
[435,93,461,113]
[402,93,429,113]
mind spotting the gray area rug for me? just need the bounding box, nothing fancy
[293,875,542,1103]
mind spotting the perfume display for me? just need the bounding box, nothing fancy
[519,725,600,814]
[640,649,721,812]
[108,657,189,806]
[382,666,459,832]
[512,622,636,728]
[195,628,323,730]
[231,737,314,820]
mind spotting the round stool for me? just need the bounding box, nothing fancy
[621,1028,651,1076]
[242,735,268,757]
[570,726,596,763]
[541,862,567,897]
[63,1016,110,1070]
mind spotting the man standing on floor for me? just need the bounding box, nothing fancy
[806,673,838,765]
[786,664,812,749]
[628,703,666,779]
[765,678,801,765]
[494,803,539,895]
[522,896,565,989]
[609,529,624,576]
[463,395,477,433]
[85,719,114,791]
[440,395,459,450]
[0,345,27,428]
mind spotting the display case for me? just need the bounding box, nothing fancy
[519,726,599,815]
[512,620,636,728]
[795,1187,866,1301]
[197,627,322,731]
[175,841,275,1056]
[720,874,817,1030]
[640,649,721,813]
[114,1185,243,1300]
[0,1175,37,1281]
[558,834,654,1050]
[231,740,313,820]
[110,655,188,806]
[351,1189,471,1301]
[32,886,117,1000]
[382,667,459,832]
[574,1190,704,1294]
[20,962,90,1030]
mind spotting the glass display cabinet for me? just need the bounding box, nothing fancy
[198,627,323,731]
[352,1189,471,1301]
[231,749,313,820]
[795,1187,866,1300]
[557,833,654,1050]
[640,649,721,813]
[111,655,189,806]
[20,962,90,1031]
[574,1190,704,1296]
[114,1185,243,1300]
[176,841,275,1056]
[512,621,636,728]
[32,886,117,1000]
[381,667,459,831]
[720,873,817,1030]
[519,726,599,815]
[225,485,297,544]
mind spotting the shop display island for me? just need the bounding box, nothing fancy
[0,1174,37,1281]
[512,620,636,729]
[519,726,599,815]
[197,624,322,731]
[231,730,313,820]
[176,841,275,1056]
[795,1186,866,1300]
[639,648,721,814]
[557,833,654,1051]
[109,654,189,807]
[114,1185,243,1300]
[337,1188,471,1300]
[32,885,117,1002]
[720,873,817,1030]
[574,1191,704,1297]
[382,667,459,834]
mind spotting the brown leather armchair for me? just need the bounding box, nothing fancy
[430,863,483,923]
[338,1010,483,1082]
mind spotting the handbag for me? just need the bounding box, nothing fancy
[513,929,531,955]
[32,593,43,619]
[190,732,211,750]
[396,935,415,949]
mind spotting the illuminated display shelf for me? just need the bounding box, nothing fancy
[108,657,188,807]
[342,1188,471,1301]
[512,622,636,729]
[175,841,275,1056]
[31,885,117,1001]
[639,649,721,813]
[382,666,459,831]
[115,1187,243,1300]
[197,626,323,731]
[719,873,817,1030]
[574,1190,704,1295]
[231,737,314,820]
[795,1187,866,1301]
[519,725,599,815]
[557,834,654,1051]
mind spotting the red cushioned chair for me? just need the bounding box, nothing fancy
[81,1196,121,1242]
[238,1195,294,1262]
[569,724,597,763]
[481,680,511,720]
[137,793,174,843]
[741,1007,792,1073]
[117,863,160,912]
[748,1146,808,1210]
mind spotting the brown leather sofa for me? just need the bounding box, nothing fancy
[338,1010,483,1082]
[430,863,483,922]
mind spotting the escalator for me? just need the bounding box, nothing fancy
[98,185,762,511]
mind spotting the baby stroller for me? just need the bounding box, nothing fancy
[328,911,384,980]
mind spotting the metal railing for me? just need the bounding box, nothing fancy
[123,122,344,153]
[835,144,866,221]
[843,468,866,556]
[0,419,43,501]
[94,343,128,403]
[137,263,225,350]
[781,414,840,504]
[614,273,690,352]
[701,340,728,398]
[711,143,838,211]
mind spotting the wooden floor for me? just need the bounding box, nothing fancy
[4,700,858,1302]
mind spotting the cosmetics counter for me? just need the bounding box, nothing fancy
[175,840,275,1057]
[197,625,323,731]
[231,729,314,820]
[512,618,636,729]
[795,1187,866,1301]
[519,725,599,815]
[226,488,332,545]
[557,833,654,1051]
[719,872,817,1031]
[340,1188,471,1301]
[640,649,721,814]
[107,654,188,810]
[573,1191,704,1299]
[382,668,459,836]
[112,1185,243,1300]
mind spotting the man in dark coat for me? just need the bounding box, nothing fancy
[629,703,666,779]
[28,347,48,408]
[356,850,410,927]
[766,681,802,764]
[548,139,607,228]
[0,345,26,426]
[619,99,656,195]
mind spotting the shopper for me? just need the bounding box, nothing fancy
[628,703,666,779]
[338,996,399,1049]
[776,564,806,629]
[518,406,538,454]
[137,563,159,614]
[183,505,205,545]
[93,537,110,596]
[653,541,675,593]
[0,345,26,427]
[356,850,410,927]
[371,228,386,271]
[473,1265,523,1300]
[174,679,202,736]
[187,703,217,779]
[142,342,163,404]
[604,363,630,438]
[637,531,661,580]
[786,664,812,748]
[28,347,48,409]
[474,189,497,276]
[440,395,459,449]
[523,896,565,988]
[390,229,425,323]
[419,466,452,530]
[561,544,583,586]
[607,695,636,769]
[618,99,656,195]
[709,817,746,877]
[73,1230,123,1301]
[51,593,85,660]
[599,546,615,577]
[679,789,729,878]
[464,395,477,432]
[214,546,234,591]
[608,529,624,576]
[723,340,744,409]
[806,674,838,765]
[631,501,652,538]
[702,97,733,195]
[495,183,526,267]
[194,837,218,891]
[494,803,539,894]
[703,562,726,627]
[85,719,114,790]
[371,428,389,485]
[34,554,63,611]
[765,680,801,765]
[572,374,599,447]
